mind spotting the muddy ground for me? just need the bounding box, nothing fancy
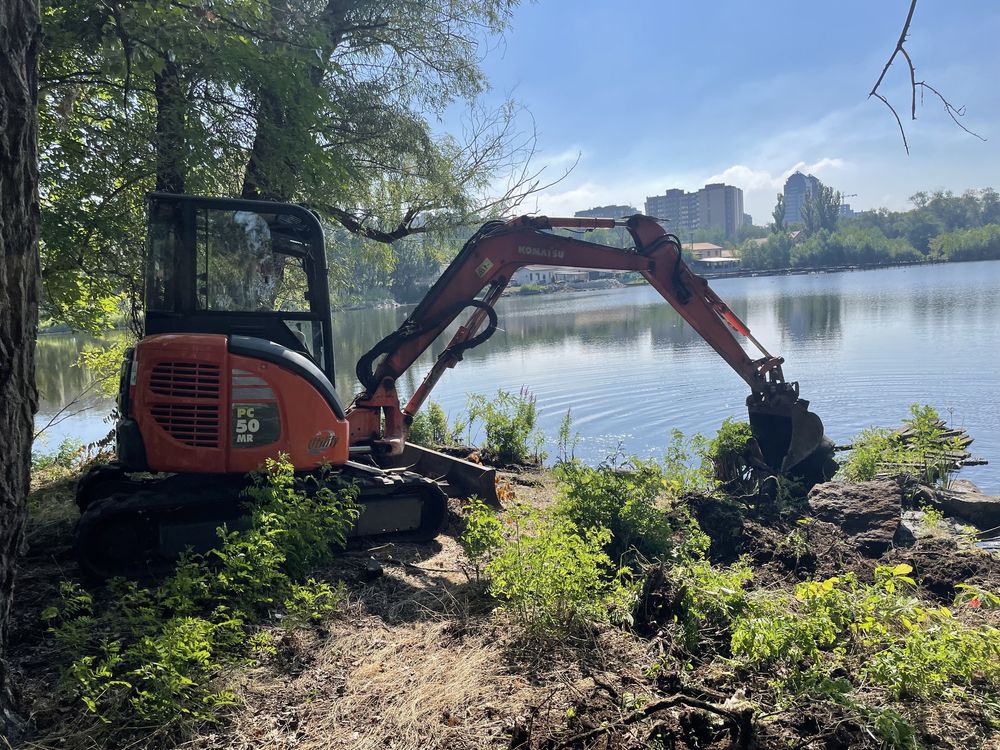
[8,468,1000,750]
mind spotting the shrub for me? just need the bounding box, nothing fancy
[486,509,632,636]
[458,497,504,581]
[704,419,754,488]
[839,404,963,484]
[730,563,1000,701]
[44,456,358,737]
[555,453,705,562]
[467,387,545,466]
[31,436,86,473]
[662,429,712,497]
[408,401,465,447]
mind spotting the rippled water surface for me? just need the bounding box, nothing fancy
[35,260,1000,492]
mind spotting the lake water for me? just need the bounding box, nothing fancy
[34,260,1000,493]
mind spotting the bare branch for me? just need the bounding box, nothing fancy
[869,0,985,152]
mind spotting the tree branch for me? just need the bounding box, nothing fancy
[555,693,753,749]
[869,0,985,153]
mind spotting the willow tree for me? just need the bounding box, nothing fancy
[0,0,40,736]
[39,0,546,331]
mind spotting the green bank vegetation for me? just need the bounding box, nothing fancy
[25,402,1000,748]
[742,188,1000,270]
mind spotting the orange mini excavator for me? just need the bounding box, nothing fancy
[75,193,835,577]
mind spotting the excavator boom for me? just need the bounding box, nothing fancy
[351,214,835,486]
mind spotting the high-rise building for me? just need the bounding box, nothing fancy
[644,189,699,232]
[645,184,745,236]
[697,183,744,237]
[743,213,753,227]
[783,172,822,225]
[574,205,637,219]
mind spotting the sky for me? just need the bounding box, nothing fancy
[455,0,1000,223]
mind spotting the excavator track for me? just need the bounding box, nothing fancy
[75,465,447,580]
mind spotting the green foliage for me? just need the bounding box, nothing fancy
[39,0,534,327]
[31,436,85,473]
[771,193,786,232]
[666,558,753,652]
[77,337,135,398]
[704,419,753,487]
[556,408,581,465]
[408,401,465,448]
[283,579,346,628]
[45,456,358,737]
[662,429,712,497]
[742,189,1000,273]
[486,510,633,636]
[555,453,706,562]
[458,497,504,581]
[800,185,841,236]
[838,426,899,482]
[731,564,1000,702]
[839,404,962,486]
[467,387,545,466]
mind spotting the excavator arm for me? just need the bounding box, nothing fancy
[348,214,834,483]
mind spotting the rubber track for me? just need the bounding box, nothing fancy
[75,467,447,579]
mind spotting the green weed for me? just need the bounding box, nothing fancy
[458,497,504,581]
[408,401,465,447]
[485,508,633,636]
[467,387,545,466]
[554,453,707,563]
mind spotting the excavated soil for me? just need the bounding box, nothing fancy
[9,469,1000,750]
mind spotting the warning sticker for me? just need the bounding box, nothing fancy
[475,258,494,278]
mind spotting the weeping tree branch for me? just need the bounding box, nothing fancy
[869,0,985,154]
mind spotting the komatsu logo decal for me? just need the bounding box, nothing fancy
[518,244,564,259]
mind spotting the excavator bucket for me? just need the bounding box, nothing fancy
[374,442,500,507]
[747,397,836,485]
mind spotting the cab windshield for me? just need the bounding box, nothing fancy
[148,205,317,313]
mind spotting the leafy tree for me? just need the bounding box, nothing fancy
[800,185,841,236]
[39,0,549,332]
[771,193,786,232]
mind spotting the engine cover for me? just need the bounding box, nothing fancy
[126,333,349,473]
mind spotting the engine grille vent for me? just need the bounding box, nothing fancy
[150,403,220,447]
[149,362,221,399]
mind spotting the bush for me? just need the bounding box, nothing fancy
[486,509,632,636]
[730,563,1000,701]
[408,401,465,447]
[555,454,705,562]
[704,419,754,488]
[467,387,545,466]
[838,404,963,485]
[458,497,504,581]
[44,456,358,738]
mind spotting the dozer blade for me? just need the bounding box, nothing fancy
[747,397,836,485]
[374,442,500,506]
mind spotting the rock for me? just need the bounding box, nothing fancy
[807,480,909,557]
[363,556,384,580]
[938,480,1000,531]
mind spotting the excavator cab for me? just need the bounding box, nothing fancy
[144,194,335,376]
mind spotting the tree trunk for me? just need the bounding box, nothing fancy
[154,60,186,193]
[0,0,40,740]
